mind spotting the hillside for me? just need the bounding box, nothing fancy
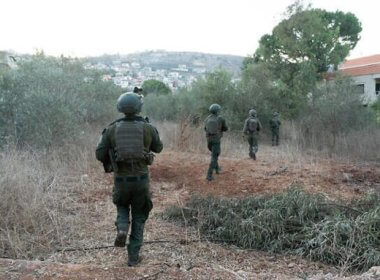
[87,50,244,75]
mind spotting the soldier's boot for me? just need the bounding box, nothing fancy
[114,230,127,247]
[252,152,256,160]
[128,256,142,267]
[207,164,214,181]
[215,165,222,174]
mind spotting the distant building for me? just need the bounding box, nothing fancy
[339,54,380,103]
[131,62,141,69]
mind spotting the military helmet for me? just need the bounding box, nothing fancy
[209,104,221,114]
[249,109,257,117]
[117,92,143,114]
[273,112,279,117]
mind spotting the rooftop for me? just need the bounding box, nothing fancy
[339,54,380,77]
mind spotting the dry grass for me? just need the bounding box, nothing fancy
[0,126,102,260]
[154,119,380,164]
[0,119,378,276]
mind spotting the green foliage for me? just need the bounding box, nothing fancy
[256,4,361,74]
[142,79,172,95]
[371,99,380,123]
[143,94,178,120]
[143,69,242,126]
[253,2,362,112]
[298,76,376,150]
[0,53,121,148]
[163,188,380,272]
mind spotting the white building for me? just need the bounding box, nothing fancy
[339,54,380,103]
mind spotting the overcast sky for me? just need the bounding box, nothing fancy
[1,0,378,59]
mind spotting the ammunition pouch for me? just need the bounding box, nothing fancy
[144,152,155,165]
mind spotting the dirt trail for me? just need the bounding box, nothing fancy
[1,149,379,280]
[152,150,380,200]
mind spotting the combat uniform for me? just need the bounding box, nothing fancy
[96,95,163,266]
[269,113,281,146]
[204,106,228,181]
[243,110,262,160]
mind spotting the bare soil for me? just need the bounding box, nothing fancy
[1,148,379,280]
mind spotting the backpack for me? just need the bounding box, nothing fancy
[114,121,145,162]
[247,118,258,132]
[205,115,219,135]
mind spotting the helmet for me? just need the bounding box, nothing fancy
[273,112,279,117]
[249,109,257,117]
[209,104,221,114]
[117,92,143,114]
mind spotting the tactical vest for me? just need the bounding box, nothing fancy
[205,115,219,135]
[247,118,258,132]
[115,121,145,162]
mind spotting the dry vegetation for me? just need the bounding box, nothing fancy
[1,120,379,279]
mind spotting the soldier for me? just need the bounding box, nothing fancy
[269,112,281,146]
[96,92,163,267]
[204,104,228,181]
[243,109,262,160]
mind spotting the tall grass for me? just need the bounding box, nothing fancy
[0,127,100,259]
[154,119,380,162]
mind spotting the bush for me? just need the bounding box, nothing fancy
[299,77,375,148]
[0,53,121,148]
[162,188,380,272]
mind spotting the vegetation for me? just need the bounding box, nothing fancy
[141,3,378,160]
[142,79,172,95]
[252,2,362,116]
[0,53,121,148]
[163,188,380,272]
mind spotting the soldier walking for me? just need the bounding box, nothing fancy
[204,104,228,181]
[269,112,281,146]
[96,92,163,266]
[243,109,262,160]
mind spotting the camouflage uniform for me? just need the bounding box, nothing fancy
[243,110,262,160]
[204,104,228,181]
[269,112,281,146]
[96,93,163,266]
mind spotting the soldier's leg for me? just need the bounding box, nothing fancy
[272,131,276,146]
[112,178,132,247]
[128,179,151,266]
[115,205,130,232]
[207,142,220,180]
[214,142,221,174]
[276,131,280,146]
[252,136,258,160]
[248,136,254,158]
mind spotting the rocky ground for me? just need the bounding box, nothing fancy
[1,147,379,280]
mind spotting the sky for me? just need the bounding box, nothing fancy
[1,0,378,59]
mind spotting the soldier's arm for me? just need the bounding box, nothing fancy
[149,125,163,154]
[257,120,262,131]
[221,117,228,132]
[204,116,208,132]
[96,128,111,163]
[243,119,248,134]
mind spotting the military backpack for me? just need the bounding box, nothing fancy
[247,118,258,133]
[205,115,219,135]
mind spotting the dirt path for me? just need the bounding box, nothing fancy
[1,149,379,279]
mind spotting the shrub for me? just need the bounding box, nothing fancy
[162,188,380,272]
[0,53,120,148]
